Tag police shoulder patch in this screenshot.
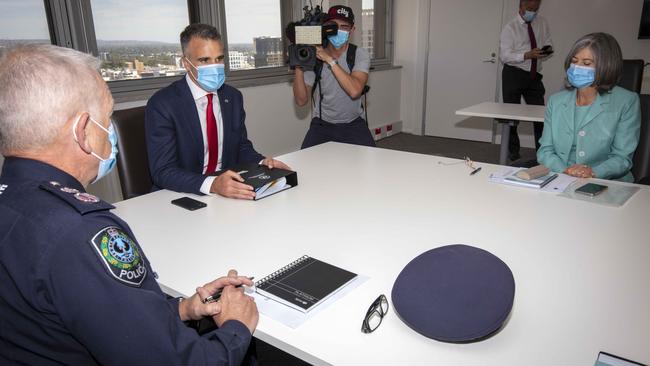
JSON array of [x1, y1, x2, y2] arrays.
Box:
[[90, 226, 147, 287]]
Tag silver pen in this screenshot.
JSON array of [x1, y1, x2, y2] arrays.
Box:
[[203, 276, 254, 304]]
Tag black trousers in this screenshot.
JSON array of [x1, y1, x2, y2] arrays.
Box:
[[301, 117, 376, 149], [502, 64, 546, 156]]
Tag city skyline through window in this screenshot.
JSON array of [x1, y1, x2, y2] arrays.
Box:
[[92, 0, 190, 82], [0, 0, 50, 48], [1, 0, 385, 83], [224, 0, 283, 71]]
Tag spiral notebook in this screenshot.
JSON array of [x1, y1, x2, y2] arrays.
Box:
[[255, 256, 357, 313]]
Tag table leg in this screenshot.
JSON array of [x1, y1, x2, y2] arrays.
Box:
[[499, 120, 511, 165]]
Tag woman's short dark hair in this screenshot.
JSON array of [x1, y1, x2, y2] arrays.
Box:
[[564, 32, 623, 94], [180, 24, 222, 55]]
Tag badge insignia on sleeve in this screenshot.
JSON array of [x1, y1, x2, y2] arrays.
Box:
[[60, 186, 79, 194], [90, 227, 147, 287], [75, 192, 100, 203]]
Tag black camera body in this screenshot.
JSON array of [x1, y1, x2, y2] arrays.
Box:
[[286, 5, 338, 70]]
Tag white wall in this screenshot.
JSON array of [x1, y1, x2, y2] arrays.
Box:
[[502, 0, 650, 146], [239, 68, 402, 158], [393, 0, 650, 145], [394, 0, 430, 135], [504, 0, 649, 98]]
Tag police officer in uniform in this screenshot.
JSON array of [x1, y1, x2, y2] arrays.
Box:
[[0, 44, 258, 365]]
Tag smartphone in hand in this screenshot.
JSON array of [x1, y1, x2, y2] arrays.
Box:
[[540, 45, 554, 55]]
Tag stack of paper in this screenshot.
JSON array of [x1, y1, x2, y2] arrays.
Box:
[[489, 168, 578, 193]]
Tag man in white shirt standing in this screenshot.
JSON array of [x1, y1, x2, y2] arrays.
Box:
[[500, 0, 552, 162]]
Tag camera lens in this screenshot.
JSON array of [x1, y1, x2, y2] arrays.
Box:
[[298, 47, 310, 60]]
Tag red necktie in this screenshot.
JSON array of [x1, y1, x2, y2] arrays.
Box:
[[527, 22, 538, 79], [205, 94, 219, 174]]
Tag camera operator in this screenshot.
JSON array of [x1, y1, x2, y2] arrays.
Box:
[[292, 5, 375, 149]]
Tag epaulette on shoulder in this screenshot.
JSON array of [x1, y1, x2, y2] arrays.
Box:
[[39, 181, 114, 215]]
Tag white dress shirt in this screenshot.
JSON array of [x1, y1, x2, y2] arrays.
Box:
[[185, 75, 224, 195], [499, 14, 553, 73]]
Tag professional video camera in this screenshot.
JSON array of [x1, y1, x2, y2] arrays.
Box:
[[285, 2, 338, 70]]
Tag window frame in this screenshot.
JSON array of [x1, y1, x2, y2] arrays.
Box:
[[34, 0, 393, 102]]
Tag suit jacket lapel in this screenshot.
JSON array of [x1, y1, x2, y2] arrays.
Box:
[[176, 80, 205, 166], [578, 92, 607, 130], [560, 91, 576, 134], [554, 91, 575, 159], [217, 87, 232, 167]]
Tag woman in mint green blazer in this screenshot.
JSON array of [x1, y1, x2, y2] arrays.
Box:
[[537, 33, 641, 182]]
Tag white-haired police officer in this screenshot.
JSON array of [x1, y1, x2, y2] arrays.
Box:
[[0, 44, 258, 365]]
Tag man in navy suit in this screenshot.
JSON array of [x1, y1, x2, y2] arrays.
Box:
[[146, 24, 289, 200]]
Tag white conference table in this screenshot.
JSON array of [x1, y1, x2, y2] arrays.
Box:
[[112, 142, 650, 366], [456, 102, 546, 165]]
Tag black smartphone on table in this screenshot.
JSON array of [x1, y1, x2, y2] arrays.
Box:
[[171, 197, 207, 211], [575, 183, 608, 197]]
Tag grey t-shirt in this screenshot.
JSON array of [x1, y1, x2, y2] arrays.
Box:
[[304, 45, 370, 124]]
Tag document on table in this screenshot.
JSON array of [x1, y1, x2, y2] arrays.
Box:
[[256, 177, 290, 200], [559, 180, 640, 207], [489, 167, 578, 193], [252, 275, 368, 329]]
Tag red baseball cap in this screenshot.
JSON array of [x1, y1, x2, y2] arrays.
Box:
[[325, 5, 355, 25]]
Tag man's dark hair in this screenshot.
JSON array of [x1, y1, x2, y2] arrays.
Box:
[[564, 32, 624, 94], [180, 23, 222, 55]]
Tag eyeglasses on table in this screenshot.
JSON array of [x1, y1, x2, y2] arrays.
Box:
[[361, 294, 389, 334]]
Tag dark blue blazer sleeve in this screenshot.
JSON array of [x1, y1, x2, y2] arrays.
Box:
[[145, 84, 206, 195]]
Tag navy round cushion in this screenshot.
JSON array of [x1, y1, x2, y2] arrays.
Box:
[[391, 244, 515, 342]]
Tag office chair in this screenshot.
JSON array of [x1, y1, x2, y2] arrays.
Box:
[[618, 59, 645, 93], [112, 106, 153, 199], [633, 94, 650, 185]]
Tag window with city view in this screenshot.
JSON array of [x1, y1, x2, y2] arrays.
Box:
[[360, 0, 375, 59], [224, 0, 283, 71], [0, 0, 50, 49], [91, 0, 189, 82], [1, 0, 390, 100]]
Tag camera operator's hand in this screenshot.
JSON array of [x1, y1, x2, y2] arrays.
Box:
[[292, 62, 310, 107], [315, 46, 335, 64]]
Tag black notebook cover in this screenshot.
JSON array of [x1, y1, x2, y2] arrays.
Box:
[[212, 163, 298, 200], [255, 256, 357, 313]]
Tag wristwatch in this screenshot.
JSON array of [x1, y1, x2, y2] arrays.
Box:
[[327, 59, 338, 69]]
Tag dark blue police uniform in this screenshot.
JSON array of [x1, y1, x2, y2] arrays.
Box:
[[0, 157, 251, 365]]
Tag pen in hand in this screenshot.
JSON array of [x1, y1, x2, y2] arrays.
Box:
[[202, 276, 255, 304]]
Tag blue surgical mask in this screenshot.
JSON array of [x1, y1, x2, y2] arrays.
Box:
[[567, 64, 596, 89], [328, 30, 350, 49], [73, 116, 118, 183], [523, 10, 537, 22], [186, 59, 225, 92]]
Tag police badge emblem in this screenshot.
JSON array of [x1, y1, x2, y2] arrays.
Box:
[[90, 226, 147, 286], [75, 192, 100, 203], [60, 186, 79, 194]]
